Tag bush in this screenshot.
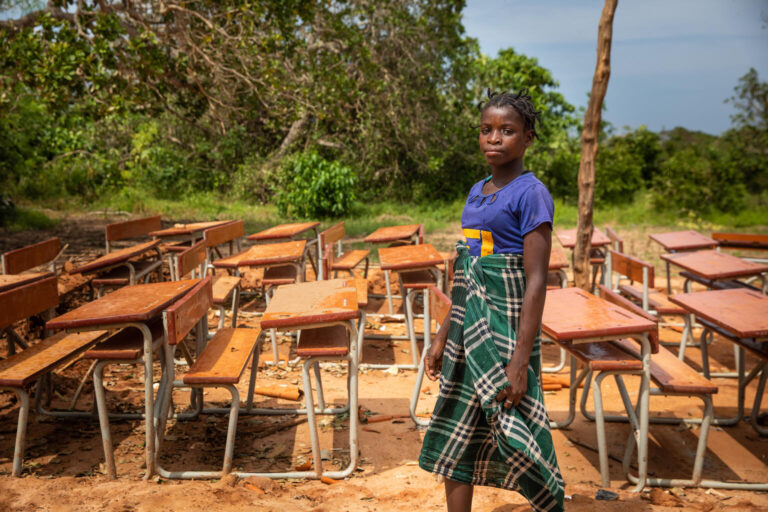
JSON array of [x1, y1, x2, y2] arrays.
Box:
[[594, 141, 644, 204], [275, 150, 357, 218], [652, 146, 745, 214]]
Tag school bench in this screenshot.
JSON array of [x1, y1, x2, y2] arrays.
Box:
[[0, 276, 107, 476], [90, 216, 164, 296], [319, 221, 370, 278], [1, 237, 90, 297], [154, 277, 262, 479]]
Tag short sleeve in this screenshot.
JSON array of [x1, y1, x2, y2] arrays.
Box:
[[517, 184, 554, 236]]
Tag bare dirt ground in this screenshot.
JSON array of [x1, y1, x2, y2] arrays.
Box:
[[0, 214, 767, 511]]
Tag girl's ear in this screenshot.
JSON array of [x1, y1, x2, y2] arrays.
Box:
[[524, 129, 534, 147]]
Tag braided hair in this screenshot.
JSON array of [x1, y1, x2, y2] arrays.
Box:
[[478, 88, 541, 140]]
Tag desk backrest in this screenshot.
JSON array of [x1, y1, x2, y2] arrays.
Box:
[[608, 249, 654, 288], [0, 276, 59, 329], [163, 277, 212, 345], [176, 241, 207, 279], [418, 224, 425, 245], [204, 220, 244, 249], [596, 284, 658, 352], [1, 238, 60, 274], [105, 216, 161, 250], [604, 227, 623, 253], [320, 222, 345, 248], [429, 285, 451, 326]]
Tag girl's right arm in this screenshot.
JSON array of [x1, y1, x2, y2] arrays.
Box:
[[425, 317, 450, 380]]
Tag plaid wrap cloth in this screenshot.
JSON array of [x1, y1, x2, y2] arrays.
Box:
[[419, 243, 564, 512]]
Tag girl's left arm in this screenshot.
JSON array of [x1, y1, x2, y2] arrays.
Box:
[[500, 222, 551, 407]]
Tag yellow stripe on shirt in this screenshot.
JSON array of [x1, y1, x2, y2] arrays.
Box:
[[463, 228, 494, 257]]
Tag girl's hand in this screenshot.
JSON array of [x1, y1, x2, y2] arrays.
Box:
[[425, 321, 449, 381], [495, 360, 528, 409]]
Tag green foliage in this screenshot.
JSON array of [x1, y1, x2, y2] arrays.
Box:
[[275, 150, 357, 219], [722, 68, 768, 192], [652, 145, 746, 214], [2, 206, 59, 232], [595, 140, 644, 205]]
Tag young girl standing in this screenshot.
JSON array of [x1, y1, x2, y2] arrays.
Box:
[[419, 90, 564, 512]]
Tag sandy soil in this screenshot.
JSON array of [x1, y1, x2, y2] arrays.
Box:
[[0, 215, 767, 511]]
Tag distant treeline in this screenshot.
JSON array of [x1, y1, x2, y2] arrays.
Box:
[[0, 1, 765, 217]]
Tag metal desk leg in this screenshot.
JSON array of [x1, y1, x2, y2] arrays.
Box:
[[384, 270, 394, 314], [139, 322, 156, 479]]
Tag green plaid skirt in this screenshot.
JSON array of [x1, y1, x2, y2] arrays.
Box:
[[419, 244, 564, 512]]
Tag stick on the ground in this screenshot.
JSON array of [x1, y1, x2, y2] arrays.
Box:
[[565, 435, 637, 470], [253, 417, 308, 439]]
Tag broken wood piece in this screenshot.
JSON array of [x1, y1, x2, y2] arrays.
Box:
[[321, 476, 342, 485], [252, 384, 303, 401], [244, 483, 265, 494], [364, 415, 393, 424], [294, 460, 312, 471]]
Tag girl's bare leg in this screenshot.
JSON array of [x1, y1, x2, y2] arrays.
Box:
[[445, 479, 474, 512]]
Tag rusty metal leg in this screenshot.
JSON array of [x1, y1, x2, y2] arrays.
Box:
[[2, 387, 30, 477], [301, 358, 322, 478], [93, 360, 117, 479]]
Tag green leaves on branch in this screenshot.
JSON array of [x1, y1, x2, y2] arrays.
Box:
[[275, 150, 357, 219]]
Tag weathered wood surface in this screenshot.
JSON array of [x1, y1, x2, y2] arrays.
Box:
[[378, 243, 443, 271], [649, 230, 718, 252], [212, 240, 306, 269], [261, 280, 358, 329], [1, 237, 60, 274], [363, 224, 421, 244], [542, 287, 656, 344], [46, 279, 199, 330], [661, 250, 768, 280], [247, 222, 319, 241], [669, 289, 768, 340], [70, 239, 160, 275]]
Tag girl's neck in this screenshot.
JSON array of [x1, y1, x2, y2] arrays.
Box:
[[488, 161, 525, 189]]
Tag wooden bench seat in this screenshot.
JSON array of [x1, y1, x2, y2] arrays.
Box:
[[614, 339, 717, 395], [83, 320, 164, 361], [399, 269, 437, 289], [296, 325, 350, 358], [618, 283, 686, 315], [183, 327, 260, 385], [558, 340, 643, 372], [262, 265, 298, 286], [332, 249, 370, 271], [212, 275, 241, 305], [0, 330, 107, 387]]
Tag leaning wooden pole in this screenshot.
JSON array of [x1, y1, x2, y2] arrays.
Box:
[[573, 0, 618, 291]]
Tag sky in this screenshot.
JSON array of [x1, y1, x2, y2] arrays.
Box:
[[462, 0, 768, 135]]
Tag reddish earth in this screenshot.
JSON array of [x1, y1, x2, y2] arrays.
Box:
[[0, 215, 766, 511]]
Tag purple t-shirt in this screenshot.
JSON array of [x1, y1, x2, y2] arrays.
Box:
[[461, 172, 554, 257]]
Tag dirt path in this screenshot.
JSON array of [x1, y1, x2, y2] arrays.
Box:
[[1, 214, 767, 511]]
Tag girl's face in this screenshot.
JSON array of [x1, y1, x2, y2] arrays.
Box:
[[478, 106, 534, 168]]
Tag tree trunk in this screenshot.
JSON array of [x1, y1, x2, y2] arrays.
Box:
[[573, 0, 618, 291]]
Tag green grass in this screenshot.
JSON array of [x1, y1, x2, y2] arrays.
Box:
[[17, 188, 767, 240], [1, 207, 60, 232]]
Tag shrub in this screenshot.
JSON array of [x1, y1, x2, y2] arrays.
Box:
[[275, 150, 357, 218], [652, 145, 745, 214], [594, 141, 644, 204]]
